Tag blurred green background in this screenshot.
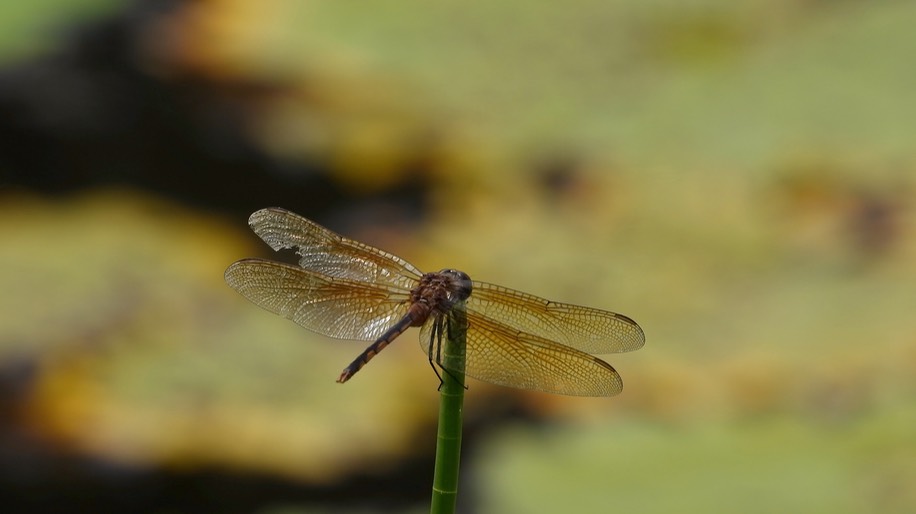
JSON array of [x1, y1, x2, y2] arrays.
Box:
[[1, 1, 914, 513]]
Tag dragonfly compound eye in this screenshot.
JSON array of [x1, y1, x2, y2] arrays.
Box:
[[440, 269, 472, 302]]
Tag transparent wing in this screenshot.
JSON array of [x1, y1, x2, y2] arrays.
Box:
[[225, 259, 411, 341], [248, 207, 424, 288], [467, 281, 645, 355], [421, 314, 623, 397]]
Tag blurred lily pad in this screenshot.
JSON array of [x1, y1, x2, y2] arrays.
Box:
[[0, 190, 445, 482]]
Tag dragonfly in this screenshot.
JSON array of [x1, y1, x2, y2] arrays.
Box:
[[224, 208, 644, 396]]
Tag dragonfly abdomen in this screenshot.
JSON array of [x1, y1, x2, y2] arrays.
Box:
[[336, 302, 431, 383]]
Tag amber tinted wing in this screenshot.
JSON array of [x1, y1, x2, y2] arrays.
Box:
[[421, 314, 623, 396], [467, 282, 644, 355], [225, 259, 411, 341], [248, 207, 423, 288]]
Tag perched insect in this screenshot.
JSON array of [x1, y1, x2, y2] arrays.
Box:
[[225, 208, 644, 396]]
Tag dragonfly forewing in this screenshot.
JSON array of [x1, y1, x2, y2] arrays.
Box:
[[248, 208, 424, 288], [467, 281, 645, 355]]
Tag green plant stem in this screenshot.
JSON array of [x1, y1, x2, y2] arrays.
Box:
[[429, 301, 468, 514]]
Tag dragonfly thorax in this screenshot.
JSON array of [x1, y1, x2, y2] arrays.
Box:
[[408, 269, 473, 324]]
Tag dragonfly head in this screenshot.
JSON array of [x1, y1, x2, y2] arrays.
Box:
[[439, 268, 473, 303]]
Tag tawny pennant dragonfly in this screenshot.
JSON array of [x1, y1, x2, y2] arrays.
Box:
[[224, 208, 644, 396]]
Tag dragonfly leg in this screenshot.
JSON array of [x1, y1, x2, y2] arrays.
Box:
[[427, 317, 445, 389], [427, 316, 467, 392]]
